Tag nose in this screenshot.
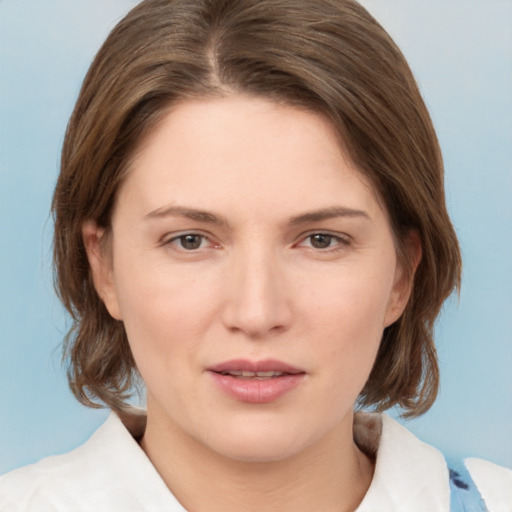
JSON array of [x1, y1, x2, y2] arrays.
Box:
[[221, 247, 293, 339]]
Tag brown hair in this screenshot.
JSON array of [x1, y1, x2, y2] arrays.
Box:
[[53, 0, 461, 415]]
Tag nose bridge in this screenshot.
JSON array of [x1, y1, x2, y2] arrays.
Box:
[[222, 240, 291, 337]]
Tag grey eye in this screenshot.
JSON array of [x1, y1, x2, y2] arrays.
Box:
[[179, 234, 204, 250], [309, 234, 333, 249]]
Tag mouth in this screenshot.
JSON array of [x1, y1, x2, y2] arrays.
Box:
[[207, 359, 305, 378], [207, 359, 306, 403], [216, 370, 291, 380]]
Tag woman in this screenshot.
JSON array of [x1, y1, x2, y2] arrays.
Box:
[[0, 0, 510, 510]]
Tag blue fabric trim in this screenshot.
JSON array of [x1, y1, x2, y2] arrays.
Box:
[[449, 460, 488, 512]]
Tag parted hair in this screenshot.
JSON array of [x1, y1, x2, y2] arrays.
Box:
[[53, 0, 461, 415]]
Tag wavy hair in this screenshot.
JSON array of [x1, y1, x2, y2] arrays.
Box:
[[53, 0, 461, 415]]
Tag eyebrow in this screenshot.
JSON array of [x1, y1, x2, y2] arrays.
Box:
[[145, 205, 229, 226], [145, 204, 370, 227], [289, 206, 370, 225]]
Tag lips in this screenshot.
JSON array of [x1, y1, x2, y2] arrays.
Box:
[[218, 370, 287, 379], [208, 359, 304, 375], [207, 359, 306, 403]]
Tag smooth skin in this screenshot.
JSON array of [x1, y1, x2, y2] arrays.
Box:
[[83, 96, 420, 511]]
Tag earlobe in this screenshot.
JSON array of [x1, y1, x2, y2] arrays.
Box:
[[384, 230, 422, 327], [82, 220, 123, 320]]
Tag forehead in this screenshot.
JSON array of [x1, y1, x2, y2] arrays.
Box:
[[132, 95, 347, 169], [118, 95, 383, 222]]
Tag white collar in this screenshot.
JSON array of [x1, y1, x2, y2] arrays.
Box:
[[1, 410, 452, 511], [112, 409, 451, 511], [354, 413, 450, 511]]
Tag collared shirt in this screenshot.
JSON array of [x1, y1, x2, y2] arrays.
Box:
[[0, 411, 510, 511]]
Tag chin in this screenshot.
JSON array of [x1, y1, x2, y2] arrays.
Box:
[[200, 419, 317, 463], [213, 437, 306, 463]]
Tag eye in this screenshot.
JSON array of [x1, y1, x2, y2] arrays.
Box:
[[167, 233, 209, 251], [296, 232, 350, 251], [309, 233, 336, 249]]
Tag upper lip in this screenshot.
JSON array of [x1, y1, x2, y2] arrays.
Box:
[[207, 359, 305, 375]]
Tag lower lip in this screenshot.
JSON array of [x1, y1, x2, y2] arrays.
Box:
[[208, 372, 305, 403]]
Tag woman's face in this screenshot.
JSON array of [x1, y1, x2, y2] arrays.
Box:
[[86, 96, 414, 462]]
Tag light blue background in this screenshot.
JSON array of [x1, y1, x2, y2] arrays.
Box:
[[1, 1, 511, 474]]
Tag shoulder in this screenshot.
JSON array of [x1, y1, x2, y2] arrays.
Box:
[[0, 414, 125, 511], [0, 410, 178, 512], [465, 457, 512, 511], [355, 413, 512, 512], [0, 449, 88, 512]]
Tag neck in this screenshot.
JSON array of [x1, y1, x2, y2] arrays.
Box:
[[140, 405, 374, 512]]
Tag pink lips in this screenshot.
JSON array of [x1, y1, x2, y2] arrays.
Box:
[[207, 359, 306, 403]]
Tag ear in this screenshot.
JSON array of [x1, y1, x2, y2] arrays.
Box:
[[384, 230, 422, 327], [82, 220, 123, 321]]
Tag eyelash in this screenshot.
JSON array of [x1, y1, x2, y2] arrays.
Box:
[[163, 231, 350, 253], [296, 232, 351, 253], [164, 233, 217, 251]]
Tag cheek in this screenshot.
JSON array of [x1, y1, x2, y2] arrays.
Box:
[[112, 257, 222, 368], [307, 260, 394, 332], [305, 265, 395, 376]]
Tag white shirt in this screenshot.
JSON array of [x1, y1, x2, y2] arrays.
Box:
[[0, 411, 510, 511]]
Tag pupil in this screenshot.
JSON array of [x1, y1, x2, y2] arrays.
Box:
[[181, 235, 202, 250], [311, 234, 331, 249]]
